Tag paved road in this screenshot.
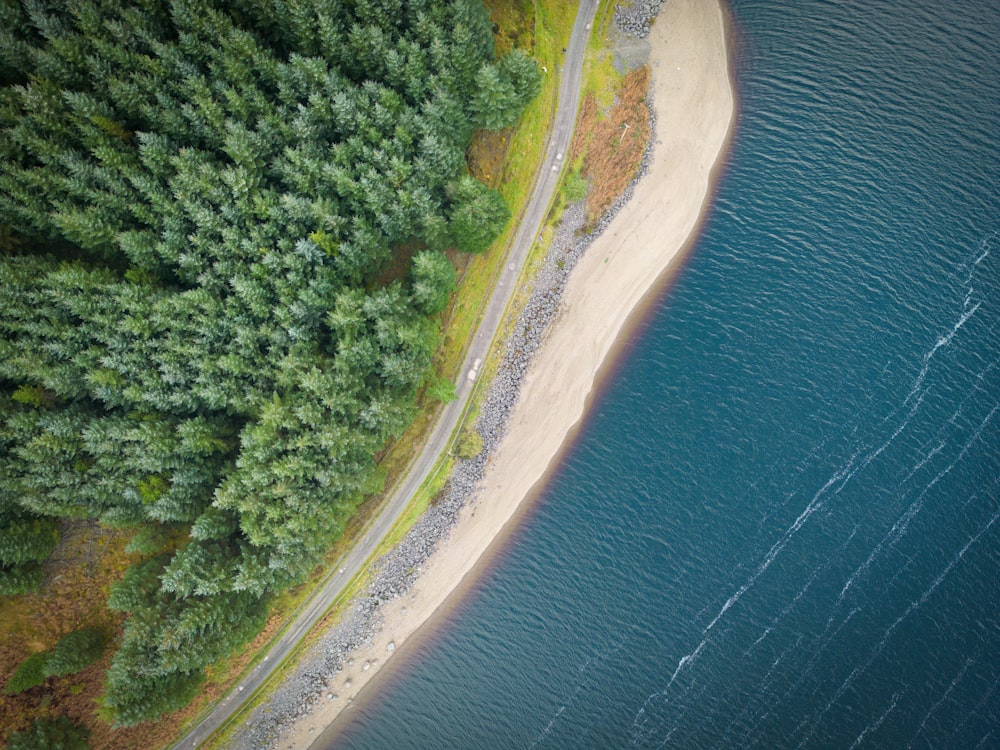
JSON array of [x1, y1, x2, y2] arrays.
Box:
[[174, 3, 599, 747]]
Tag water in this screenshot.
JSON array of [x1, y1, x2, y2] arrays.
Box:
[[324, 0, 1000, 747]]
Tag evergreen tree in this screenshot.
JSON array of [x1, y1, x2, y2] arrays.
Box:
[[448, 175, 511, 254], [0, 562, 45, 597], [5, 716, 90, 750], [472, 50, 542, 130], [3, 651, 50, 695], [101, 641, 204, 727], [410, 250, 456, 315], [43, 627, 107, 678], [0, 515, 59, 568]]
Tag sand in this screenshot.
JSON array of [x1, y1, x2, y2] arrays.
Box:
[[289, 0, 735, 745]]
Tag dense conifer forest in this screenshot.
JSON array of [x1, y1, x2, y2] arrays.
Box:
[[0, 0, 539, 727]]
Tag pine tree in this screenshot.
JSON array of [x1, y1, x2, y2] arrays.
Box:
[[410, 250, 457, 314], [472, 50, 542, 130], [6, 716, 90, 750], [448, 175, 511, 254], [3, 651, 50, 695], [0, 562, 45, 597], [102, 637, 205, 727], [43, 627, 107, 678]]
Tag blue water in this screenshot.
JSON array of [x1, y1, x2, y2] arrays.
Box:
[[323, 0, 1000, 747]]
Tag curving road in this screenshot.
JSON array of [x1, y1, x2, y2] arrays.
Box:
[[174, 2, 599, 747]]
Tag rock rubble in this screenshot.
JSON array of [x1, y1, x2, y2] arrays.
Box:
[[614, 0, 667, 38], [232, 8, 659, 748]]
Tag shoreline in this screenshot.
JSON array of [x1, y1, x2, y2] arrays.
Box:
[[234, 1, 735, 746]]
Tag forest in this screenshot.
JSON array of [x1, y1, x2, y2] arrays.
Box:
[[0, 0, 539, 733]]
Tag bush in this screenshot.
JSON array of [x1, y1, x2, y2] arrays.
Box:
[[563, 172, 589, 203], [4, 651, 50, 694], [0, 562, 45, 596], [426, 376, 458, 404], [44, 628, 107, 678], [6, 716, 90, 750], [456, 430, 484, 459]]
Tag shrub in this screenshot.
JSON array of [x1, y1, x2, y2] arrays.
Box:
[[6, 716, 90, 750], [427, 376, 458, 404], [44, 628, 107, 678], [456, 430, 484, 459], [0, 562, 45, 596], [3, 652, 50, 695], [563, 172, 589, 203]]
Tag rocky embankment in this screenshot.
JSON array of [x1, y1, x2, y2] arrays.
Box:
[[233, 4, 664, 746], [614, 0, 666, 37]]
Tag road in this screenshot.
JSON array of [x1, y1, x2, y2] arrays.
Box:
[[174, 2, 599, 746]]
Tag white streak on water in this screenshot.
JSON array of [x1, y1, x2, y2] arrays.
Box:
[[627, 253, 996, 749], [781, 606, 862, 705], [856, 388, 926, 473], [837, 468, 942, 604], [629, 640, 709, 746], [529, 642, 624, 748], [711, 634, 808, 750], [949, 672, 1000, 742], [837, 402, 998, 605], [748, 526, 859, 653], [753, 358, 894, 534], [905, 657, 974, 749], [848, 691, 903, 749], [795, 507, 1000, 749], [900, 440, 945, 485], [920, 302, 981, 378], [529, 703, 570, 749], [703, 450, 862, 635], [763, 634, 805, 688], [965, 231, 994, 282]]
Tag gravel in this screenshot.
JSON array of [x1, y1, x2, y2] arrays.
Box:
[[231, 6, 661, 747]]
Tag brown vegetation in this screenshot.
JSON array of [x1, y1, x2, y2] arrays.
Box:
[[570, 66, 652, 227], [0, 523, 131, 744]]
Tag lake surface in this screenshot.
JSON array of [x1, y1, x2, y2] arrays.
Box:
[[325, 0, 999, 747]]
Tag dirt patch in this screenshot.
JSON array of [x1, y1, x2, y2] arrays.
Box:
[[467, 127, 515, 190], [570, 66, 652, 228], [483, 0, 535, 56]]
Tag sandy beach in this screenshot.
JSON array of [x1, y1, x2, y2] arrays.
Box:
[[284, 0, 735, 745]]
